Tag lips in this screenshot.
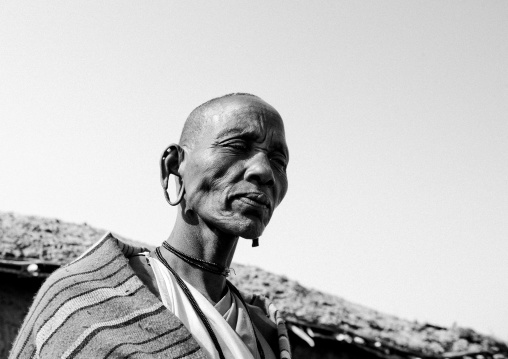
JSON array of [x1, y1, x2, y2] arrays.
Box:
[[234, 192, 271, 210]]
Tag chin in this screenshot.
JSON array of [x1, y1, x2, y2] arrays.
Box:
[[239, 229, 263, 240], [213, 211, 270, 239], [237, 219, 267, 239], [221, 218, 266, 239]]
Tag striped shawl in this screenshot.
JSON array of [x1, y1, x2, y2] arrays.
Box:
[[9, 233, 292, 359]]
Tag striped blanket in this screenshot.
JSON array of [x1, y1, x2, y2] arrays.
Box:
[[9, 233, 291, 359]]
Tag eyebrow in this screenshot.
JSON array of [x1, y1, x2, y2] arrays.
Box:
[[216, 126, 289, 158], [216, 127, 259, 140]]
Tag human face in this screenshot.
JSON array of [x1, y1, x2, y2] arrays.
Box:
[[181, 96, 289, 239]]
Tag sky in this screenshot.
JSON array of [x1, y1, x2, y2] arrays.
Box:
[[1, 0, 507, 341]]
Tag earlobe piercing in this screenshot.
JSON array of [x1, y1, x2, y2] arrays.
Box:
[[161, 146, 184, 206], [164, 176, 185, 206]]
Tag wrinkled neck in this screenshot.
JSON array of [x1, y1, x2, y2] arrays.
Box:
[[157, 211, 239, 304]]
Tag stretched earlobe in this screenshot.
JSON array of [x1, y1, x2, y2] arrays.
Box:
[[163, 178, 185, 206], [160, 144, 185, 206]]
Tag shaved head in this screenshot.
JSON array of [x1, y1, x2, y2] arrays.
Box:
[[179, 93, 268, 149], [172, 92, 288, 239]]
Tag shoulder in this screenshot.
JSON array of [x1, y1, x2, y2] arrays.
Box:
[[241, 292, 292, 358], [34, 232, 156, 319], [34, 233, 143, 301], [9, 233, 183, 359], [241, 292, 282, 326]]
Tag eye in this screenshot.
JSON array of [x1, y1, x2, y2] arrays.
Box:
[[225, 140, 250, 152], [270, 156, 287, 170]]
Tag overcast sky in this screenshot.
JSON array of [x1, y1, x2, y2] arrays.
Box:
[[1, 1, 507, 340]]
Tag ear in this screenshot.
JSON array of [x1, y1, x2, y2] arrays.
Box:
[[160, 144, 184, 191]]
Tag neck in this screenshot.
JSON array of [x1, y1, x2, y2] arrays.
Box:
[[157, 212, 239, 304]]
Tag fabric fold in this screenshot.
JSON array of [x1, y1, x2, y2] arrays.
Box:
[[149, 256, 276, 359]]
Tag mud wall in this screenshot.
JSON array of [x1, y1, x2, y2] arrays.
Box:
[[0, 274, 41, 359], [289, 331, 383, 359]]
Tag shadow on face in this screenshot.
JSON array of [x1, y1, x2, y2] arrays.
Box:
[[180, 95, 289, 239]]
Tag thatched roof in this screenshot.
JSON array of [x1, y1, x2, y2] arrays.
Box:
[[1, 211, 506, 359], [0, 212, 144, 267]]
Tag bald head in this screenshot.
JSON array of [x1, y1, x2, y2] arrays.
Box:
[[179, 93, 278, 149], [168, 92, 288, 239]]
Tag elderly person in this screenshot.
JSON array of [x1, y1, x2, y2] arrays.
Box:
[[10, 93, 291, 359]]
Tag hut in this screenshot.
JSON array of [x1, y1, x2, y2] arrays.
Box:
[[1, 211, 506, 359]]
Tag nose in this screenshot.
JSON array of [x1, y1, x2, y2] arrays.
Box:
[[244, 152, 275, 187]]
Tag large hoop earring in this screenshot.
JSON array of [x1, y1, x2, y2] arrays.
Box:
[[164, 175, 185, 206]]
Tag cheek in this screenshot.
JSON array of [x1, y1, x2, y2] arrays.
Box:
[[274, 174, 289, 207], [184, 156, 239, 209]]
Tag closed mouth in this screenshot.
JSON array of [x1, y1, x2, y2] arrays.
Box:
[[235, 192, 271, 210]]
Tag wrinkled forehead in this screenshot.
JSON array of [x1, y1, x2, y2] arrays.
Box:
[[210, 98, 288, 152], [218, 104, 285, 134]]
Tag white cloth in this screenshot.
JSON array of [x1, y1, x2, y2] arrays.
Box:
[[149, 256, 275, 359]]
